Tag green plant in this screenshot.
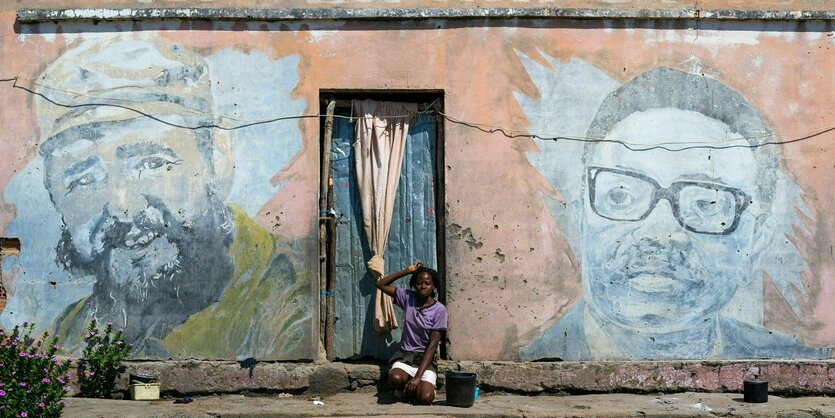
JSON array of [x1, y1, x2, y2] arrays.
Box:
[[0, 322, 72, 418], [78, 320, 132, 399]]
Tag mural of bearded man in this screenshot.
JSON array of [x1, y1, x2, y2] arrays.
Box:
[[32, 37, 311, 359]]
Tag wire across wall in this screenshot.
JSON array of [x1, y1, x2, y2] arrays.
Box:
[[2, 76, 834, 152]]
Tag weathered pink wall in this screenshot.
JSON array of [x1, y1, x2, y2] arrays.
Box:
[[0, 9, 832, 361]]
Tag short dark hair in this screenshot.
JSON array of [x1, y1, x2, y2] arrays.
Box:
[[409, 266, 441, 291]]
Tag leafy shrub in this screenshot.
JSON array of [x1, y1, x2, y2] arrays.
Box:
[[78, 319, 132, 399], [0, 322, 72, 418]]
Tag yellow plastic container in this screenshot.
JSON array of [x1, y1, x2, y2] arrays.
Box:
[[129, 383, 161, 400]]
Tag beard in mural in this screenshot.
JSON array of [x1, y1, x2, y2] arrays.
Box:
[[31, 37, 309, 359], [45, 120, 234, 354], [520, 67, 831, 361]]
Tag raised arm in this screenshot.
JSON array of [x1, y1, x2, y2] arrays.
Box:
[[375, 263, 421, 297]]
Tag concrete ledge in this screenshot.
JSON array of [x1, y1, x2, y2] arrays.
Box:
[[70, 360, 835, 397], [450, 360, 835, 395], [16, 7, 835, 23]]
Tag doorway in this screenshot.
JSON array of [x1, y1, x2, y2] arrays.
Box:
[[320, 93, 444, 360]]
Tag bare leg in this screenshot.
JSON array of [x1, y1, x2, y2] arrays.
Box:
[[388, 368, 410, 391], [415, 381, 435, 405]]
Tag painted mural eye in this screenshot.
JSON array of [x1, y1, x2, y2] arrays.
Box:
[[695, 199, 721, 216], [134, 157, 181, 173], [680, 186, 736, 220], [67, 173, 94, 192], [137, 157, 167, 171], [590, 170, 656, 221], [605, 187, 634, 208], [65, 169, 108, 193]]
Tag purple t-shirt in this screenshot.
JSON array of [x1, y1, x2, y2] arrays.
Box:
[[394, 287, 448, 353]]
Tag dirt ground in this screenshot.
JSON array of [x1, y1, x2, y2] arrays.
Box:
[[61, 391, 835, 417]]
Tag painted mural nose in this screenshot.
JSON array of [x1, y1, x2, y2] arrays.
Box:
[[109, 187, 148, 221], [633, 200, 685, 237]]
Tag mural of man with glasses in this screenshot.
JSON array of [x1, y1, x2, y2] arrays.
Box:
[[520, 67, 831, 360]]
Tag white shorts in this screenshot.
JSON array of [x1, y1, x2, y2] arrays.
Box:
[[391, 361, 437, 386]]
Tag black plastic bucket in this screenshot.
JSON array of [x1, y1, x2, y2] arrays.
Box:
[[445, 371, 477, 407], [743, 379, 768, 403]]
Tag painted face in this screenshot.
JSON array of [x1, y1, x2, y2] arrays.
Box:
[[413, 272, 435, 299], [43, 118, 221, 294], [581, 108, 766, 334]]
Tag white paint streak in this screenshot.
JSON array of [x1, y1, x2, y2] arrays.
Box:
[[654, 30, 760, 49], [308, 30, 338, 44]]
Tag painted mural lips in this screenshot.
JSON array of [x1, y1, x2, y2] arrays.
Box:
[[98, 218, 167, 254], [626, 273, 678, 293], [122, 229, 160, 251], [624, 264, 698, 294]]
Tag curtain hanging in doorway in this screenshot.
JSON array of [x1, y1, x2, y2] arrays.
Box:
[[352, 99, 417, 334]]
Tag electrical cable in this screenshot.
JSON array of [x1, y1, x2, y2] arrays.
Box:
[[437, 112, 835, 152], [2, 76, 834, 151]]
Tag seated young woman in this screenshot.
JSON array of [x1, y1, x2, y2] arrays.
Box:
[[375, 262, 448, 405]]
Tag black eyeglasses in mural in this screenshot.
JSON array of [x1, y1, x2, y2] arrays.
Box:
[[587, 166, 751, 235]]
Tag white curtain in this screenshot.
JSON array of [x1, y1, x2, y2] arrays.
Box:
[[353, 99, 417, 334]]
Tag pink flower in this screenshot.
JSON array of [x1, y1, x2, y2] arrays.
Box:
[[53, 344, 59, 349], [41, 378, 50, 383], [37, 403, 44, 408], [20, 413, 27, 417], [19, 382, 26, 387], [57, 378, 65, 384], [0, 390, 5, 396]]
